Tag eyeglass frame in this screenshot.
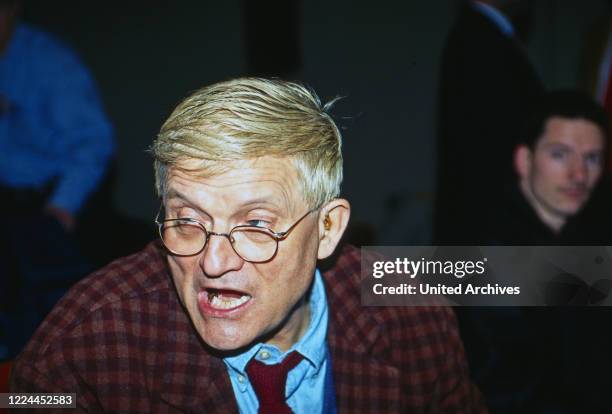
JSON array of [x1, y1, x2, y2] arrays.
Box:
[[155, 206, 319, 263]]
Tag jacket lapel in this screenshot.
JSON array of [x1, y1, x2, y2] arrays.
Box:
[[324, 246, 403, 414], [158, 290, 239, 414]]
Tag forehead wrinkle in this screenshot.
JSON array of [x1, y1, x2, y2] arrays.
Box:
[[199, 175, 297, 214], [166, 164, 301, 217]]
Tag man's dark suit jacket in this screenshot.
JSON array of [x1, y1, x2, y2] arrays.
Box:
[[11, 242, 486, 413], [460, 183, 612, 413], [435, 2, 545, 242]]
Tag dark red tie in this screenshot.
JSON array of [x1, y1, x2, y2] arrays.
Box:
[[246, 351, 303, 414]]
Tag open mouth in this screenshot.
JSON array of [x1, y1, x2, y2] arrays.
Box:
[[205, 288, 251, 310]]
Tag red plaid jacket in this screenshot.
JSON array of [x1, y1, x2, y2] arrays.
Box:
[[11, 242, 486, 413]]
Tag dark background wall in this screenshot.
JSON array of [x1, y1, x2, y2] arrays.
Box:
[[22, 0, 610, 247]]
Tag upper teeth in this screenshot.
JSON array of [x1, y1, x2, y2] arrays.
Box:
[[209, 293, 250, 309]]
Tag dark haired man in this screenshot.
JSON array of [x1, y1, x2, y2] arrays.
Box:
[[485, 90, 608, 243], [462, 91, 612, 412]]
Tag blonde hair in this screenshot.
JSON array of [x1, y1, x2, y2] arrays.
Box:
[[152, 77, 343, 209]]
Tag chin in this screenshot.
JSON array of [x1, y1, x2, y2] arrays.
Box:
[[197, 320, 257, 351], [561, 201, 583, 215], [553, 205, 580, 219], [204, 336, 248, 351]]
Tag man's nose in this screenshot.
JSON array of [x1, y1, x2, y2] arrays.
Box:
[[569, 158, 589, 184], [200, 233, 244, 278]]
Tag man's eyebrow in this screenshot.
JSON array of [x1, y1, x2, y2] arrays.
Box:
[[240, 198, 284, 209], [165, 189, 193, 204], [541, 141, 604, 153], [541, 141, 572, 150]]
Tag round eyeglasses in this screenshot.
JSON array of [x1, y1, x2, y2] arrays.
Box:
[[155, 208, 317, 263]]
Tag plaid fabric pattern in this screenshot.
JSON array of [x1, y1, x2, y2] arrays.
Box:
[[326, 247, 486, 413], [11, 242, 486, 413]]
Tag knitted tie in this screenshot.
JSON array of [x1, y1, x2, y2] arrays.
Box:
[[246, 351, 303, 414]]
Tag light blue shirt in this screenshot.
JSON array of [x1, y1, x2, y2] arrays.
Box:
[[0, 23, 114, 213], [471, 1, 515, 38], [224, 269, 329, 414]]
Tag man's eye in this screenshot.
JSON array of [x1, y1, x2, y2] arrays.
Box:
[[176, 222, 203, 235], [174, 216, 211, 230], [550, 150, 568, 160], [246, 219, 271, 228], [178, 217, 200, 224], [169, 215, 198, 224], [585, 153, 603, 166]]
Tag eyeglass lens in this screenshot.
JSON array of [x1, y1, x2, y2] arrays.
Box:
[[159, 221, 278, 262]]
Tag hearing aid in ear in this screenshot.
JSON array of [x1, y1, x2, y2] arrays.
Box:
[[324, 215, 332, 230]]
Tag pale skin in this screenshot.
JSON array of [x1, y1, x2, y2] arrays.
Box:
[[515, 116, 605, 233], [163, 156, 350, 352]]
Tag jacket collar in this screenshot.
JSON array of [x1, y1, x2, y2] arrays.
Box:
[[324, 245, 403, 413]]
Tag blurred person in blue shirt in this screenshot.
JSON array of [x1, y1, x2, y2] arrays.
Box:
[[0, 0, 114, 228], [0, 0, 114, 359]]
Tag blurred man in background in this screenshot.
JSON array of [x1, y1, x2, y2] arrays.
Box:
[[463, 91, 611, 413], [487, 90, 608, 243]]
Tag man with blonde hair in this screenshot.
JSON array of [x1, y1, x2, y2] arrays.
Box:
[[12, 78, 485, 413]]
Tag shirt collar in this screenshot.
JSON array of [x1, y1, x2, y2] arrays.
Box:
[[471, 1, 515, 37], [223, 268, 329, 375]]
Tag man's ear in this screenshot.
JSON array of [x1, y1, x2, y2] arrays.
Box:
[[514, 144, 532, 180], [316, 198, 350, 260]]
